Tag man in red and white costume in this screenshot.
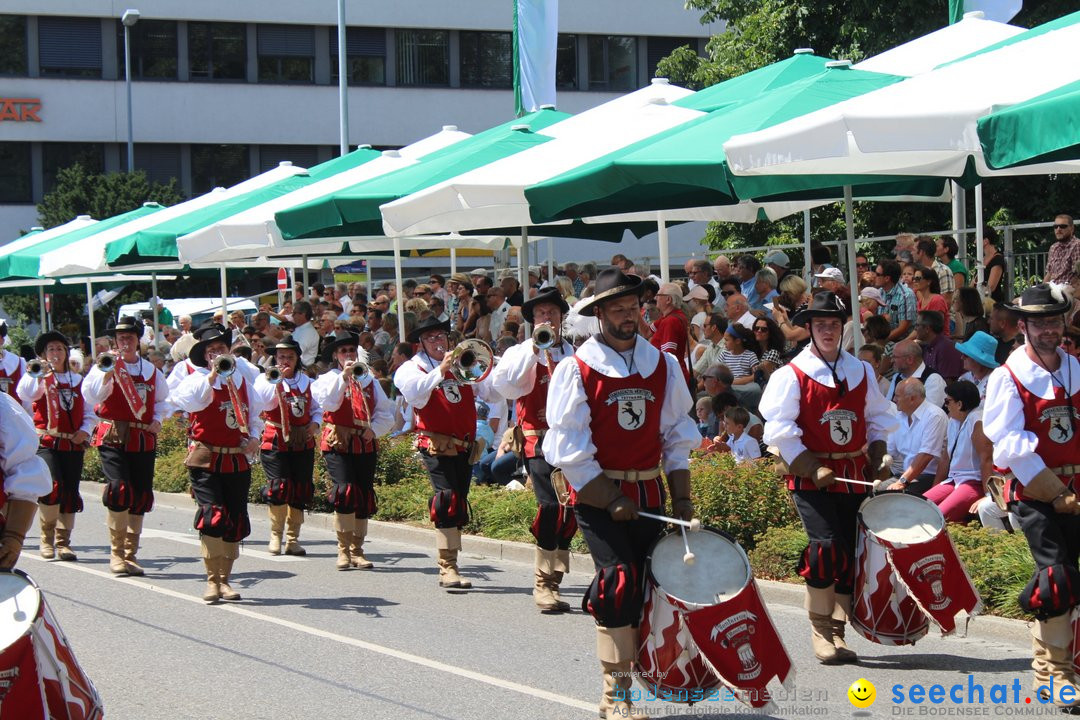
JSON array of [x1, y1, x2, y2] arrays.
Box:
[[0, 320, 27, 402], [760, 292, 894, 666], [172, 325, 269, 604], [984, 283, 1080, 708], [18, 331, 95, 561], [491, 287, 577, 613], [251, 336, 321, 557], [395, 316, 498, 591], [543, 268, 698, 719], [0, 392, 52, 570], [82, 315, 170, 576], [312, 332, 393, 570]]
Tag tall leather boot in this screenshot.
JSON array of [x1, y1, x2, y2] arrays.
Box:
[[831, 593, 858, 663], [124, 513, 146, 576], [1032, 614, 1080, 708], [597, 626, 645, 719], [266, 504, 287, 555], [106, 509, 129, 574], [553, 548, 572, 611], [806, 585, 841, 665], [533, 547, 570, 612], [55, 512, 78, 561], [284, 506, 306, 556], [335, 513, 354, 570], [38, 503, 59, 560], [201, 535, 221, 604], [217, 541, 241, 602], [435, 527, 471, 589], [350, 518, 374, 569]]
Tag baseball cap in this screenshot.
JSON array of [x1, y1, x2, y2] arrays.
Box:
[[763, 249, 790, 268], [469, 268, 489, 278], [814, 267, 845, 283], [683, 285, 710, 302], [859, 287, 886, 306]]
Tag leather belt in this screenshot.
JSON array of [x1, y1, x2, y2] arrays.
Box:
[[603, 467, 662, 483], [37, 429, 79, 441], [325, 421, 370, 433], [522, 429, 546, 438], [1051, 465, 1080, 476], [814, 451, 864, 460], [418, 431, 469, 449], [201, 443, 245, 455]]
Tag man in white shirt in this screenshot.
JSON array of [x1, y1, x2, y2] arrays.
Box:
[[290, 301, 319, 367], [887, 340, 946, 407], [886, 378, 947, 496], [486, 286, 511, 341], [725, 293, 756, 330]]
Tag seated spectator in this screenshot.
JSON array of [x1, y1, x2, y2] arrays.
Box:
[[955, 330, 1000, 402], [750, 268, 779, 313], [772, 275, 810, 345], [954, 287, 989, 340], [475, 427, 520, 487], [701, 364, 734, 399], [725, 292, 756, 330], [695, 396, 718, 439], [910, 264, 951, 336], [719, 325, 762, 410], [858, 343, 892, 397], [887, 340, 946, 407], [923, 381, 990, 523], [887, 378, 948, 497], [916, 309, 964, 381], [751, 317, 786, 383], [863, 314, 895, 375], [692, 313, 727, 377], [723, 406, 761, 464], [711, 392, 765, 442]]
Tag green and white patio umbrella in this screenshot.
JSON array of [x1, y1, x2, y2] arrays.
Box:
[[978, 79, 1080, 168]]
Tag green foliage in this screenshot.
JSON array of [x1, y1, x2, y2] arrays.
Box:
[[690, 454, 799, 549], [153, 447, 193, 494], [748, 524, 808, 581], [37, 164, 185, 231]]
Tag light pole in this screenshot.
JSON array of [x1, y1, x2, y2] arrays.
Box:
[[337, 0, 349, 156], [121, 9, 140, 173]]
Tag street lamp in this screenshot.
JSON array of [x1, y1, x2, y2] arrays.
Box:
[[121, 8, 140, 173]]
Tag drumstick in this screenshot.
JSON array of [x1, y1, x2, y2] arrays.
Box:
[[638, 511, 701, 532], [836, 476, 887, 491], [679, 525, 696, 565]]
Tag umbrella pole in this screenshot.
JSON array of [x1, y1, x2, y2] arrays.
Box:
[[974, 183, 985, 286], [220, 265, 227, 319], [302, 255, 310, 300], [658, 216, 670, 283], [393, 237, 405, 340], [843, 186, 861, 353], [86, 280, 97, 360], [38, 286, 46, 332], [450, 248, 457, 277], [547, 237, 555, 289], [520, 228, 530, 334], [151, 271, 159, 349], [803, 209, 812, 285]]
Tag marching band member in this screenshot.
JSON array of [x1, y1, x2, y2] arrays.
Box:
[[759, 293, 894, 666], [172, 325, 269, 604], [543, 268, 698, 719], [252, 336, 321, 556], [17, 331, 95, 561], [490, 287, 578, 612], [0, 392, 52, 570], [394, 317, 497, 591], [983, 284, 1080, 708], [82, 316, 170, 576], [0, 320, 27, 402], [311, 332, 393, 570]]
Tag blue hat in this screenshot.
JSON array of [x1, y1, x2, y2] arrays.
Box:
[[955, 331, 1000, 370]]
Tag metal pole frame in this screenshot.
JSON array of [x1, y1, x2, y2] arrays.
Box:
[[124, 22, 135, 173], [337, 0, 349, 156]]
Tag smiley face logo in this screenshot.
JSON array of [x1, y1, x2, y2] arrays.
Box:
[[848, 678, 876, 708]]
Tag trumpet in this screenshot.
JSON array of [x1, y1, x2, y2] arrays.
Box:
[[28, 359, 54, 379], [96, 353, 117, 372], [449, 339, 493, 385], [265, 366, 283, 384], [349, 361, 369, 380], [213, 354, 236, 378], [532, 323, 556, 350]]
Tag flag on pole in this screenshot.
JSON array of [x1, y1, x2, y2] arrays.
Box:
[[513, 0, 559, 116], [949, 0, 1022, 24]]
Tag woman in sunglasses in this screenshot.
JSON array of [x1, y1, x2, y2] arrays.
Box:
[[910, 264, 951, 336], [923, 381, 990, 523], [752, 318, 786, 383]]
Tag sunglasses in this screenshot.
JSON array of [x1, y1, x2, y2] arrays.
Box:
[[856, 262, 869, 268], [753, 326, 769, 332], [721, 290, 736, 297], [1054, 224, 1071, 230], [912, 275, 926, 281]]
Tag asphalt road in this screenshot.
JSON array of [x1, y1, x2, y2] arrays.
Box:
[[8, 484, 1042, 720]]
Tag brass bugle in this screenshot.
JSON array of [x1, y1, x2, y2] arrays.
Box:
[[28, 359, 53, 378], [349, 361, 369, 379], [96, 352, 117, 372], [532, 323, 555, 350], [265, 366, 283, 384], [449, 339, 493, 385], [213, 354, 236, 378]]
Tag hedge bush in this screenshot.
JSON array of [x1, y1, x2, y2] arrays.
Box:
[[690, 454, 798, 549], [749, 522, 1037, 619]]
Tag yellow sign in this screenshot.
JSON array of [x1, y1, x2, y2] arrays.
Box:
[[0, 98, 41, 122]]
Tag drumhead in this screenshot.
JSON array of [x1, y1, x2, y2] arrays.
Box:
[[0, 570, 40, 650], [861, 493, 944, 544], [649, 528, 750, 607]]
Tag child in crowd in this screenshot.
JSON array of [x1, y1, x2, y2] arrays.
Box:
[[858, 343, 892, 398], [723, 406, 761, 463], [695, 396, 717, 439]]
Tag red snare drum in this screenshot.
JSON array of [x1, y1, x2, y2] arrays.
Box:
[[0, 570, 103, 720], [637, 528, 793, 709]]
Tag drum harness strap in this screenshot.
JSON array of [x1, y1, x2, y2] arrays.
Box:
[[602, 466, 662, 483], [814, 450, 863, 460]]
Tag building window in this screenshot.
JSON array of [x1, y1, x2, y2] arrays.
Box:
[[647, 36, 696, 79], [395, 30, 448, 87], [0, 16, 27, 77], [189, 22, 246, 81], [257, 25, 315, 83], [460, 31, 511, 89], [555, 33, 576, 90], [39, 17, 102, 78], [117, 19, 178, 80], [587, 35, 637, 92], [120, 144, 182, 187], [0, 142, 31, 202], [259, 145, 320, 172], [42, 142, 105, 195], [191, 144, 250, 194], [330, 27, 386, 86]]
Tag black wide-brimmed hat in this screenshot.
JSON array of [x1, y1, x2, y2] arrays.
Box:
[[575, 268, 644, 317], [106, 315, 142, 337], [34, 330, 69, 358], [193, 322, 227, 340], [1007, 282, 1073, 318], [406, 316, 451, 344], [521, 287, 569, 323], [320, 331, 361, 365], [189, 326, 233, 368], [791, 291, 849, 326]]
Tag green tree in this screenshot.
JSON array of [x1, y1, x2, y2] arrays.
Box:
[[36, 164, 185, 230]]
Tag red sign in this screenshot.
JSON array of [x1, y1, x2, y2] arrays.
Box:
[[277, 268, 288, 290], [0, 98, 41, 122]]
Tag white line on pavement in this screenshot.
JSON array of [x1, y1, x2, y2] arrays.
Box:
[[139, 528, 304, 562], [21, 554, 595, 715]]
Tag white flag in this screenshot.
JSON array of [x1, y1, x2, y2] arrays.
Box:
[[514, 0, 559, 116]]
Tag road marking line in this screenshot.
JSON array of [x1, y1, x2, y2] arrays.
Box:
[[21, 554, 595, 714], [139, 528, 303, 562]]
